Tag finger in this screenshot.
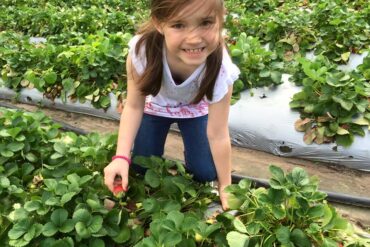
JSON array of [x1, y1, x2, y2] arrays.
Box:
[[120, 173, 129, 191], [104, 171, 115, 192]]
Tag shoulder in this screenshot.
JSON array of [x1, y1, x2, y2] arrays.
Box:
[[206, 47, 240, 104], [128, 34, 147, 75], [219, 47, 240, 83]]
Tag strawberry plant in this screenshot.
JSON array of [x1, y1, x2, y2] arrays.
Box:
[[229, 33, 284, 101], [289, 55, 370, 146], [218, 165, 370, 247]]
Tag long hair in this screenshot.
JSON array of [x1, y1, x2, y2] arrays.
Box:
[[135, 0, 225, 104]]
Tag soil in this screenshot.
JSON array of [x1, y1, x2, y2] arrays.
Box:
[[1, 99, 370, 229]]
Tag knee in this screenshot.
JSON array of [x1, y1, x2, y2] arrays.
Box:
[[191, 168, 217, 183]]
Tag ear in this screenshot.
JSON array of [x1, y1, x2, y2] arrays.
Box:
[[152, 17, 163, 34]]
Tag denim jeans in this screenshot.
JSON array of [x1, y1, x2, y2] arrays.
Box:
[[131, 113, 217, 182]]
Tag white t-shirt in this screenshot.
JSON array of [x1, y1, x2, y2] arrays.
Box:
[[128, 35, 240, 118]]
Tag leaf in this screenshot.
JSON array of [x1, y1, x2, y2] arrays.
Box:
[[6, 142, 24, 152], [270, 71, 282, 84], [42, 222, 58, 237], [51, 208, 68, 227], [1, 150, 14, 157], [144, 170, 160, 188], [295, 118, 312, 131], [341, 52, 350, 62], [61, 192, 77, 205], [233, 218, 247, 233], [8, 219, 31, 239], [227, 193, 244, 210], [269, 165, 285, 184], [59, 220, 75, 233], [43, 71, 57, 85], [276, 226, 291, 244], [226, 231, 249, 247], [308, 205, 325, 218], [272, 206, 286, 219], [24, 201, 41, 212], [75, 222, 90, 238], [73, 209, 91, 223], [88, 215, 103, 233], [291, 167, 309, 186], [0, 176, 10, 188], [332, 96, 353, 111], [231, 49, 243, 57], [290, 228, 311, 247], [336, 127, 349, 135]]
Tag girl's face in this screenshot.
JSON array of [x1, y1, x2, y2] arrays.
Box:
[[155, 0, 222, 74]]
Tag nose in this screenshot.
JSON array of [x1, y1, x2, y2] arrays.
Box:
[[185, 28, 203, 44]]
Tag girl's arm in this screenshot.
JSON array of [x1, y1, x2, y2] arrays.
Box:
[[104, 54, 145, 192], [207, 85, 233, 209]]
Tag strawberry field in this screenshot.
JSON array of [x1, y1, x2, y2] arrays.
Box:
[[1, 0, 370, 246]]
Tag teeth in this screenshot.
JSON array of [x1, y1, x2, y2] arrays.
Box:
[[185, 48, 203, 53]]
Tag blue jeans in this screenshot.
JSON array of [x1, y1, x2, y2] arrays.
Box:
[[131, 113, 217, 182]]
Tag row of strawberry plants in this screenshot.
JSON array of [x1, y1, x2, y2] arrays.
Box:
[[225, 0, 370, 62], [1, 108, 369, 246], [0, 31, 131, 109], [289, 54, 370, 147], [0, 0, 147, 10], [0, 4, 145, 38]]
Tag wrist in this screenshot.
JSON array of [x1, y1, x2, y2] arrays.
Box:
[[112, 155, 131, 165]]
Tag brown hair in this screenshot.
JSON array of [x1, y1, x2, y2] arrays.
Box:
[[135, 0, 225, 104]]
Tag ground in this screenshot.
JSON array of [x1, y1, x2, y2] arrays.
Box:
[[1, 99, 369, 232]]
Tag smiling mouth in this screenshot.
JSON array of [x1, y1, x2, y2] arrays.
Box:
[[183, 47, 205, 54]]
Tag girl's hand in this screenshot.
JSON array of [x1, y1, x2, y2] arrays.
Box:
[[218, 184, 229, 211], [104, 159, 129, 195]]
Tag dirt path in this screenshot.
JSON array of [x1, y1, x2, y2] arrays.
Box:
[[1, 99, 370, 227]]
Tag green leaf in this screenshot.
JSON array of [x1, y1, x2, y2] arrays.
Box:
[[290, 228, 311, 247], [25, 152, 37, 162], [269, 165, 285, 184], [231, 49, 243, 57], [145, 170, 161, 188], [73, 209, 91, 223], [51, 208, 68, 227], [1, 150, 14, 157], [24, 201, 41, 212], [332, 96, 353, 111], [61, 192, 77, 205], [59, 220, 75, 233], [272, 206, 286, 219], [227, 193, 244, 209], [43, 71, 57, 85], [341, 52, 350, 62], [8, 219, 31, 239], [75, 222, 90, 238], [0, 176, 10, 188], [270, 71, 282, 83], [226, 231, 249, 247], [276, 226, 290, 244], [112, 226, 131, 244], [233, 218, 247, 233], [291, 167, 309, 186], [89, 215, 103, 233], [42, 222, 58, 237], [308, 205, 325, 218], [7, 142, 24, 152]]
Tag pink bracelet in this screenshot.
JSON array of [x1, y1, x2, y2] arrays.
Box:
[[112, 155, 131, 165]]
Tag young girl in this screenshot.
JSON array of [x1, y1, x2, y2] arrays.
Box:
[[104, 0, 240, 210]]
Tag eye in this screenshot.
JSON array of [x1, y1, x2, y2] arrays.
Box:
[[171, 23, 185, 29], [200, 20, 214, 28]]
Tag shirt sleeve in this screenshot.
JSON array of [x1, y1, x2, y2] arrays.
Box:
[[207, 48, 240, 104], [128, 35, 147, 75]]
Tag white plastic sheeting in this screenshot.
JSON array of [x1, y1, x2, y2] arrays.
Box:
[[229, 77, 370, 171]]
